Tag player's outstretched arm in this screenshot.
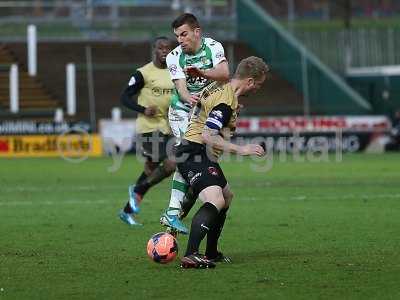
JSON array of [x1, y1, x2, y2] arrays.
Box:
[[185, 61, 229, 82], [202, 60, 230, 82], [201, 127, 265, 157]]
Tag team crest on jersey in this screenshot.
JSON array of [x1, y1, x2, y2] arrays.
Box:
[[201, 56, 210, 65], [169, 64, 177, 75], [128, 76, 136, 86], [208, 167, 219, 176]]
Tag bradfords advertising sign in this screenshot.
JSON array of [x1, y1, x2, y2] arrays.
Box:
[[0, 135, 102, 158], [234, 116, 391, 153], [0, 121, 102, 158]]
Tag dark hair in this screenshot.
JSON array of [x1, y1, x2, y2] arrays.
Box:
[[152, 36, 170, 48], [171, 13, 200, 30]]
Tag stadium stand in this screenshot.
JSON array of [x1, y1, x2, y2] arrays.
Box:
[[0, 44, 59, 118], [3, 41, 302, 121], [0, 0, 398, 121]]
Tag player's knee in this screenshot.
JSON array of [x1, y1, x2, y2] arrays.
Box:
[[206, 198, 224, 211], [205, 194, 225, 211], [224, 190, 234, 207], [199, 186, 225, 211]]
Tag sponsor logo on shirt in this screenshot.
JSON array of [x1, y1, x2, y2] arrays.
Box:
[[189, 172, 202, 185], [151, 87, 173, 97]]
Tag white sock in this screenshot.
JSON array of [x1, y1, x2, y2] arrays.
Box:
[[167, 171, 187, 215]]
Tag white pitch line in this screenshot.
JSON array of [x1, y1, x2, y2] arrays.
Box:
[[239, 193, 400, 202], [1, 194, 400, 207], [287, 193, 400, 201], [2, 181, 397, 193], [0, 185, 125, 193], [0, 199, 108, 206]]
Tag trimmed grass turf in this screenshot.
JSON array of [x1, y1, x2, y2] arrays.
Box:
[[1, 153, 400, 299]]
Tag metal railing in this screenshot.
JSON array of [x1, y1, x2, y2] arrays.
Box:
[[295, 28, 400, 73], [0, 0, 234, 23], [0, 0, 235, 41]]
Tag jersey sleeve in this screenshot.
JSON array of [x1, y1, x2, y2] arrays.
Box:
[[127, 70, 145, 88], [120, 71, 146, 113], [166, 51, 185, 80], [209, 40, 227, 66], [205, 103, 233, 130]]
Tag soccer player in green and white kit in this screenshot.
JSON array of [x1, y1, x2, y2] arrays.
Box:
[[159, 13, 230, 234]]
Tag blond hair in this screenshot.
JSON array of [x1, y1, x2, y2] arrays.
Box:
[[234, 56, 270, 81]]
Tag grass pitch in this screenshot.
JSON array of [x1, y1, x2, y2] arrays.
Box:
[[1, 154, 400, 299]]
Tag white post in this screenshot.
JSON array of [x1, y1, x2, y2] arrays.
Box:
[[111, 107, 121, 122], [66, 63, 76, 116], [27, 24, 37, 76], [54, 108, 64, 123], [10, 64, 19, 113]]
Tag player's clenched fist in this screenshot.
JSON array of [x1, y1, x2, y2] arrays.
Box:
[[238, 144, 265, 157], [184, 66, 204, 78], [187, 94, 200, 106]]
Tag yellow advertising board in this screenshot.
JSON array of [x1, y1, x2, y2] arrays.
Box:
[[0, 134, 102, 158]]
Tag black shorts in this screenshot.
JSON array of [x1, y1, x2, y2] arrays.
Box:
[[137, 131, 173, 162], [176, 141, 227, 196]]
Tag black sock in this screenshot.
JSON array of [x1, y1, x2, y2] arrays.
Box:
[[134, 164, 172, 196], [180, 187, 197, 219], [123, 202, 133, 214], [185, 202, 219, 256], [205, 207, 229, 259], [136, 171, 148, 186]]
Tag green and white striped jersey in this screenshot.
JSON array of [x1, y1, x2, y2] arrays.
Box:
[[166, 37, 226, 112]]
